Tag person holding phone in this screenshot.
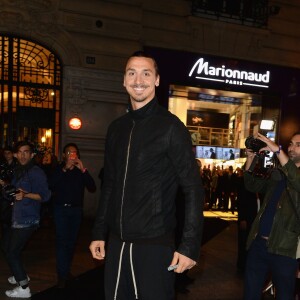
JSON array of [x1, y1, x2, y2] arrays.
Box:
[[49, 143, 96, 288]]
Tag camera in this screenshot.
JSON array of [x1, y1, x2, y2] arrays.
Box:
[[245, 136, 267, 153], [3, 185, 20, 199], [245, 135, 277, 178]]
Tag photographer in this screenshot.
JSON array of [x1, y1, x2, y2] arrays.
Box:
[[243, 132, 300, 300], [1, 141, 51, 298]]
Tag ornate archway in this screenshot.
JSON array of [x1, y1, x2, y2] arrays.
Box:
[[0, 35, 61, 155]]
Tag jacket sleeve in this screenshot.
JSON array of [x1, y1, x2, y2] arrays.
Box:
[[92, 126, 114, 241], [31, 167, 51, 203], [83, 170, 97, 193], [168, 119, 205, 261]]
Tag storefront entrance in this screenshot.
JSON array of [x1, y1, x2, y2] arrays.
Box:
[[0, 36, 61, 155], [145, 47, 298, 168]]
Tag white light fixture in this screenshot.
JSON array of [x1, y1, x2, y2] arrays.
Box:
[[259, 120, 275, 131]]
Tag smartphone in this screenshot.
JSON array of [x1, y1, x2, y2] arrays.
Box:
[[69, 152, 77, 160]]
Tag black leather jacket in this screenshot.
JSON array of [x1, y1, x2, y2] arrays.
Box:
[[93, 97, 204, 260]]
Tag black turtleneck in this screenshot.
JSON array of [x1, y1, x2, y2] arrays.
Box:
[[128, 97, 158, 120]]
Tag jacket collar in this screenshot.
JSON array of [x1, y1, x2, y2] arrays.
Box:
[[128, 97, 158, 120]]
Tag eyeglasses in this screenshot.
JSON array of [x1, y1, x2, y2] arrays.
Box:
[[67, 151, 77, 155]]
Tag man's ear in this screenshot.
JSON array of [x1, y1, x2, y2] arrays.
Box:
[[155, 75, 160, 87]]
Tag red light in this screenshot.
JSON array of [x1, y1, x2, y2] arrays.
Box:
[[69, 117, 82, 130]]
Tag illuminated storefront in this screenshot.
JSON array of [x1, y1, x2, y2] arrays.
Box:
[[0, 36, 61, 154], [147, 47, 300, 168]]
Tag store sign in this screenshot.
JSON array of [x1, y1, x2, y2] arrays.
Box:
[[189, 58, 270, 88]]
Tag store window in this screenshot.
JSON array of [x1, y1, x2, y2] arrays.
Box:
[[168, 84, 279, 169], [0, 36, 61, 155]]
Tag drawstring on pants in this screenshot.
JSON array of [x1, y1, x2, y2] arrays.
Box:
[[114, 242, 125, 300], [113, 242, 138, 300], [130, 243, 138, 299]]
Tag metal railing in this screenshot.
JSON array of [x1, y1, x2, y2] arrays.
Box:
[[188, 125, 233, 146], [191, 0, 274, 28]]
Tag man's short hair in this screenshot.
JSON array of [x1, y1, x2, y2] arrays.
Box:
[[14, 141, 34, 153], [126, 50, 160, 76], [292, 132, 300, 138], [3, 145, 13, 152]]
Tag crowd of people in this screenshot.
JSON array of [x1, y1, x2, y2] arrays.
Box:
[[0, 141, 96, 298], [200, 163, 260, 271], [201, 164, 241, 214]]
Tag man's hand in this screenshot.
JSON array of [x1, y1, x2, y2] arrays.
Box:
[[73, 158, 84, 171], [168, 251, 196, 273], [256, 132, 279, 153], [89, 240, 106, 260], [14, 189, 41, 201], [256, 132, 288, 166], [14, 188, 26, 201]]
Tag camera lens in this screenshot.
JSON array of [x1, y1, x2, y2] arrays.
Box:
[[245, 136, 266, 153]]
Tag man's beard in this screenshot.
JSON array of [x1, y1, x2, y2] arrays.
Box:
[[288, 151, 300, 164], [132, 96, 147, 103], [130, 84, 149, 103]]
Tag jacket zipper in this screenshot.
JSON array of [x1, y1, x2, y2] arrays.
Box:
[[120, 120, 135, 240]]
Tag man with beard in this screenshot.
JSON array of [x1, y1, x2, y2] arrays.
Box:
[[1, 141, 51, 298], [243, 132, 300, 300], [89, 51, 204, 300]]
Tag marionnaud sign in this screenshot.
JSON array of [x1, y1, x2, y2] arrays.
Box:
[[189, 58, 270, 88]]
